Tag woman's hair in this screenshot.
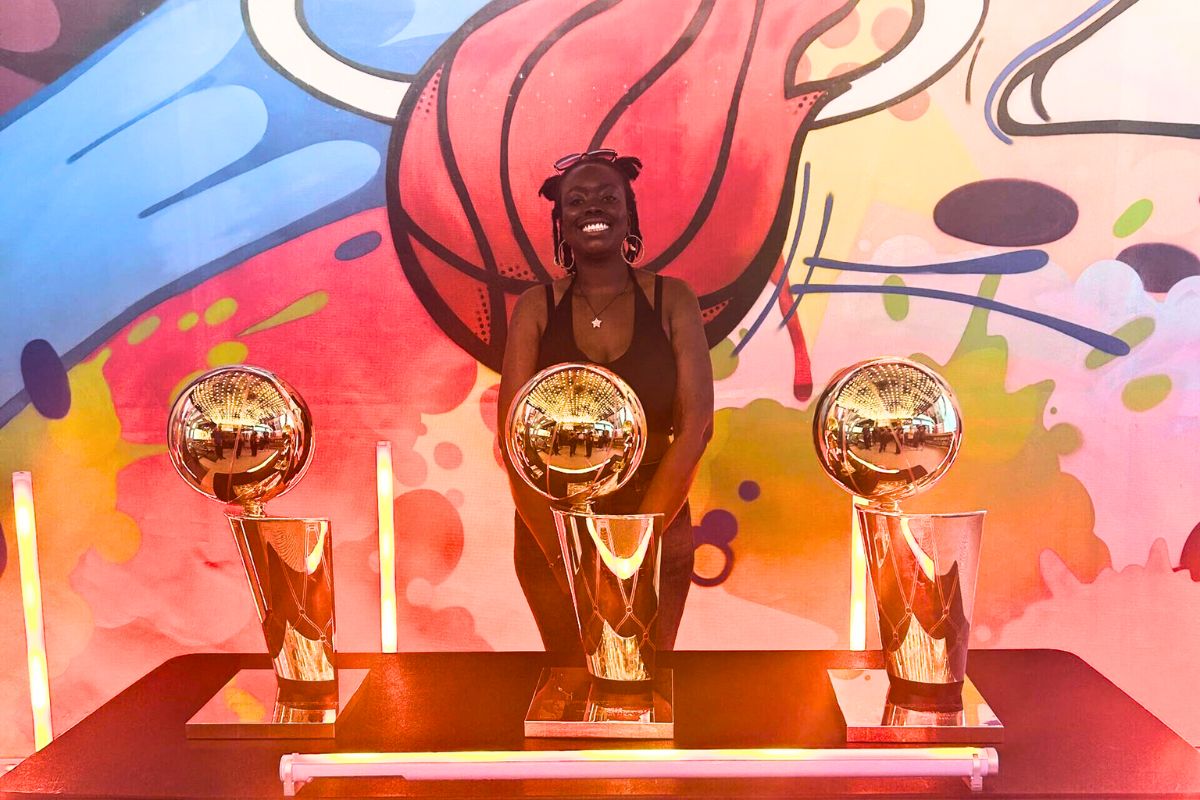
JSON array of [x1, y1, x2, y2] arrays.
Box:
[[537, 154, 643, 273]]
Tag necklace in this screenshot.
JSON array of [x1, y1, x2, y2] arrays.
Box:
[[577, 276, 632, 328]]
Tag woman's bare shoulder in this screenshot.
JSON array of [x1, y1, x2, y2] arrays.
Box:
[[510, 281, 548, 327], [660, 275, 701, 311]]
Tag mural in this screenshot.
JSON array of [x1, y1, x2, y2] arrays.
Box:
[[2, 0, 1198, 755]]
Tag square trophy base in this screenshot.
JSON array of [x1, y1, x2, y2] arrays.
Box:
[[828, 669, 1003, 744], [524, 667, 674, 739], [185, 669, 369, 739]]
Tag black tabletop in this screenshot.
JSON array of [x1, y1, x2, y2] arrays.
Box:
[[1, 650, 1197, 798]]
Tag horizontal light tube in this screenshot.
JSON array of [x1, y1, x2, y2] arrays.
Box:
[[281, 747, 998, 795]]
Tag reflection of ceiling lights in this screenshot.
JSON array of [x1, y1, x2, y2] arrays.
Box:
[[191, 373, 291, 427], [839, 364, 944, 420], [527, 370, 625, 422]]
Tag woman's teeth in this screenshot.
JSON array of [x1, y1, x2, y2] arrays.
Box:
[[582, 221, 609, 233]]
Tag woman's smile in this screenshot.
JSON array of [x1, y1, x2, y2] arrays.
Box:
[[579, 218, 611, 235]]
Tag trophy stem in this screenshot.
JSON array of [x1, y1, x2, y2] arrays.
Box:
[[552, 509, 663, 685], [241, 499, 267, 518], [855, 507, 984, 699], [227, 515, 337, 704]]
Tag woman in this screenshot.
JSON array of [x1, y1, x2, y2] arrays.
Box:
[[498, 148, 714, 659]]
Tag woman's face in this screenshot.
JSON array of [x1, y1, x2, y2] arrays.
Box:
[[559, 162, 630, 262]]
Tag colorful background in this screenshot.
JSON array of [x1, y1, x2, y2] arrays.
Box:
[[2, 0, 1199, 755]]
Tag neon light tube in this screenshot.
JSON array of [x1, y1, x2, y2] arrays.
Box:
[[376, 442, 397, 653], [280, 747, 999, 795], [13, 471, 53, 750], [850, 496, 868, 651]]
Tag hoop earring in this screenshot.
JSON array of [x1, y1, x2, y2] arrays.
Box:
[[622, 234, 644, 266], [555, 241, 575, 272]]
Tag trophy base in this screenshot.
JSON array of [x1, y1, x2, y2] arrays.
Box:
[[186, 669, 369, 739], [524, 667, 673, 739], [829, 669, 1003, 744]]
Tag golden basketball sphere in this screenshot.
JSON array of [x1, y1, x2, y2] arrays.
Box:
[[167, 366, 314, 515], [812, 357, 962, 504], [505, 363, 646, 508]]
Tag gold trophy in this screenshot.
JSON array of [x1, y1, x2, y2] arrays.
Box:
[[813, 358, 1001, 743], [167, 366, 366, 738], [505, 363, 672, 738]]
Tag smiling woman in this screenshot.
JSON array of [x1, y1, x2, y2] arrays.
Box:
[[497, 149, 714, 660]]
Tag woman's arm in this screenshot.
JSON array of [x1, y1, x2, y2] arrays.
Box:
[[636, 277, 714, 523], [497, 285, 566, 582]]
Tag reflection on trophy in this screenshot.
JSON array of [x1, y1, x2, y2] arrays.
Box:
[[506, 363, 672, 738], [168, 366, 365, 738], [814, 358, 1001, 743]]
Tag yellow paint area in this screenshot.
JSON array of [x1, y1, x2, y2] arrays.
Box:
[[1122, 374, 1172, 412], [710, 339, 739, 381], [126, 316, 160, 345], [204, 298, 238, 326], [240, 291, 329, 337], [0, 350, 162, 738], [206, 341, 249, 367]]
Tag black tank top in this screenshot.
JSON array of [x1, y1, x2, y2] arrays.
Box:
[[537, 271, 677, 439]]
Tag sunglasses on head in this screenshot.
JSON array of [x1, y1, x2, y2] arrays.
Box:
[[553, 148, 618, 172]]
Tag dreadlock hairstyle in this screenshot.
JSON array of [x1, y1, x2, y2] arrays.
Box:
[[538, 154, 644, 274]]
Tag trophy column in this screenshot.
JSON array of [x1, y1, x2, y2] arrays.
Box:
[[227, 515, 337, 704], [856, 508, 985, 706], [553, 510, 662, 685]]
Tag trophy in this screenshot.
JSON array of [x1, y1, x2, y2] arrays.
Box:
[[167, 365, 366, 738], [813, 358, 1002, 743], [506, 363, 672, 738]]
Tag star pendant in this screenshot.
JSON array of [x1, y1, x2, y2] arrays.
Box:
[[591, 317, 603, 328]]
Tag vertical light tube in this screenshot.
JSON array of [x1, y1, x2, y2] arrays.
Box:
[[849, 497, 868, 651], [376, 443, 397, 653], [12, 472, 53, 749]]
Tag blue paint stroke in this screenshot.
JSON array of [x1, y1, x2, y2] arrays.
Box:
[[802, 192, 835, 286], [764, 189, 833, 336], [732, 162, 811, 356], [335, 230, 384, 261], [985, 0, 1118, 144], [785, 283, 1130, 355], [20, 339, 70, 419], [739, 188, 835, 352], [0, 0, 488, 426], [691, 508, 737, 588], [806, 249, 1048, 275]]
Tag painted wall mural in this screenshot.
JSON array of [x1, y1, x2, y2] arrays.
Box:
[[1, 0, 1198, 755]]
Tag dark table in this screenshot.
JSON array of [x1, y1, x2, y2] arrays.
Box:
[[1, 650, 1197, 798]]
